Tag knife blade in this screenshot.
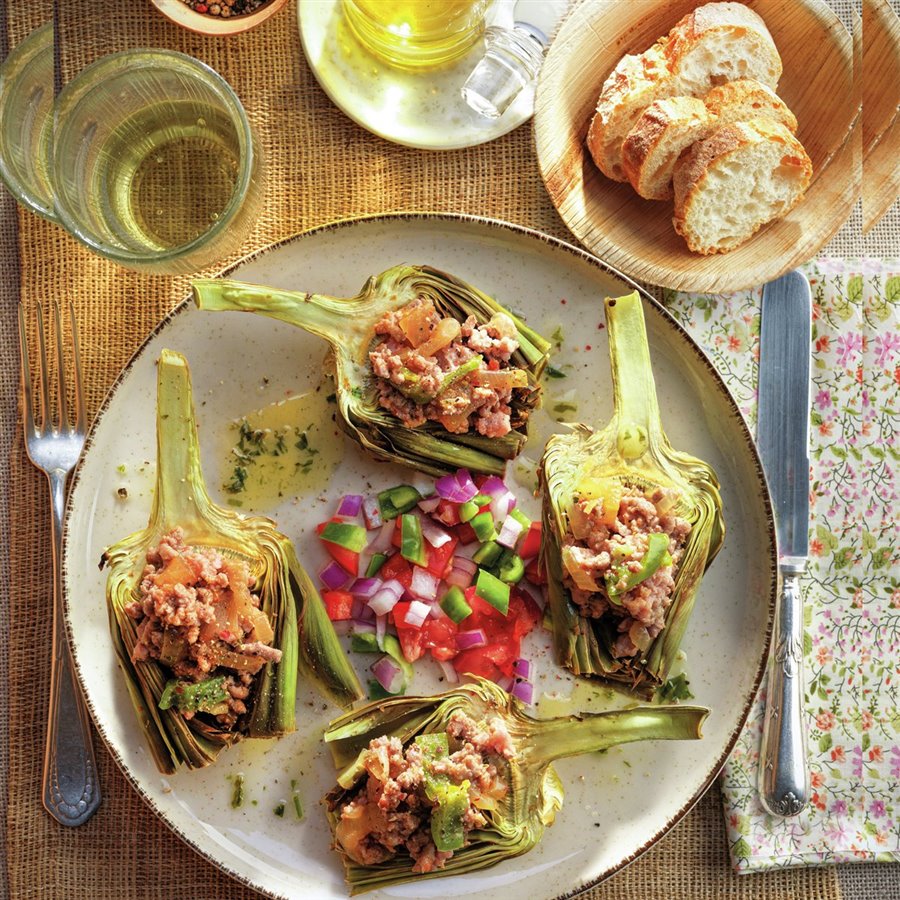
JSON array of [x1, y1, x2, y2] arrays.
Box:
[[756, 269, 812, 817]]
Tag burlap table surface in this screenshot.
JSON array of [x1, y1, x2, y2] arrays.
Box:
[[2, 0, 892, 898]]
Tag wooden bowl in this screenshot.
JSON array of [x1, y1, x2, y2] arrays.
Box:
[[862, 0, 899, 234], [150, 0, 288, 35], [535, 0, 858, 293]]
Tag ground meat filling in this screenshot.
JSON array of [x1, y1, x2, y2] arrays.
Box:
[[335, 711, 513, 874], [368, 297, 526, 439], [562, 487, 691, 658], [124, 527, 281, 727]]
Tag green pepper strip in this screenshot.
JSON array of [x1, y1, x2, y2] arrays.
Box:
[[396, 357, 483, 404], [321, 520, 368, 552], [472, 541, 503, 567], [606, 532, 672, 604], [400, 513, 427, 566], [439, 585, 472, 623], [430, 780, 470, 852], [377, 484, 422, 519], [365, 552, 387, 577], [471, 511, 497, 542], [475, 568, 510, 615], [159, 675, 227, 713]]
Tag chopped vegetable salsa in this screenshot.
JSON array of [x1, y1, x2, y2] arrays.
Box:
[[316, 470, 545, 699]]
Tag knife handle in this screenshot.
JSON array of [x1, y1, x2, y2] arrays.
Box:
[[758, 570, 810, 817]]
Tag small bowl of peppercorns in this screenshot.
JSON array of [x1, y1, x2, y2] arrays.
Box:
[[150, 0, 288, 34]]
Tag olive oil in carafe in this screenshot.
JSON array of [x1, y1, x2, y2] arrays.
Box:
[[95, 101, 240, 251]]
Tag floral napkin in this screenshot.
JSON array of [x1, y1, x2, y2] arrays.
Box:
[[663, 258, 900, 871]]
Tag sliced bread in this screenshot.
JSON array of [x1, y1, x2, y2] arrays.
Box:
[[621, 96, 715, 200], [672, 118, 813, 254], [704, 78, 798, 132], [667, 2, 782, 95], [586, 43, 674, 182]]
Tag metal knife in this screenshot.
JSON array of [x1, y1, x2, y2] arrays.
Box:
[[757, 270, 812, 817]]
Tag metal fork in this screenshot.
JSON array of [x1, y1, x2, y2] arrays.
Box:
[[18, 301, 101, 826]]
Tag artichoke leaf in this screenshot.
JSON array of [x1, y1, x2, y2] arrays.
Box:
[[103, 350, 362, 773], [191, 265, 551, 476], [323, 679, 707, 892], [540, 293, 725, 698]]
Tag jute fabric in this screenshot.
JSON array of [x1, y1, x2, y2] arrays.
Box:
[[1, 0, 887, 897]]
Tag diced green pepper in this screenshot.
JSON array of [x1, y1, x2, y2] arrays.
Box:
[[365, 552, 387, 577], [440, 585, 472, 623], [350, 632, 380, 653], [510, 507, 532, 531], [472, 541, 503, 567], [383, 634, 414, 684], [377, 484, 422, 519], [497, 553, 525, 584], [395, 357, 482, 404], [605, 532, 672, 604], [475, 569, 510, 615], [430, 780, 470, 852], [472, 494, 491, 506], [367, 679, 398, 700], [159, 675, 227, 713], [400, 514, 427, 566], [471, 511, 497, 542], [415, 732, 451, 800], [458, 500, 480, 523], [320, 520, 368, 552]]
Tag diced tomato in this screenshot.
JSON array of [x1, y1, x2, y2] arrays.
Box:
[[425, 536, 458, 579], [392, 601, 459, 663], [453, 643, 515, 682], [487, 358, 500, 371], [391, 519, 402, 549], [525, 556, 546, 585], [432, 499, 461, 527], [379, 553, 413, 591], [391, 602, 426, 661], [317, 518, 360, 575], [322, 590, 354, 621], [519, 521, 542, 560]]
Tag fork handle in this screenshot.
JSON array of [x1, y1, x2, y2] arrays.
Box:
[[43, 470, 102, 826]]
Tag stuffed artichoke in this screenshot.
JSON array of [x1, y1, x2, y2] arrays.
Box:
[[323, 678, 707, 892], [191, 265, 551, 477], [103, 349, 362, 773], [540, 293, 725, 699]]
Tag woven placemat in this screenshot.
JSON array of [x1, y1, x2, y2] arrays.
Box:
[[1, 0, 870, 897]]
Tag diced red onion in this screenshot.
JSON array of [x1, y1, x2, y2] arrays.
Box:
[[420, 517, 452, 548], [409, 567, 439, 602], [496, 675, 514, 692], [437, 660, 459, 684], [496, 514, 524, 549], [517, 582, 546, 609], [375, 613, 387, 648], [490, 490, 517, 522], [331, 620, 352, 636], [369, 520, 396, 555], [435, 470, 478, 503], [417, 496, 441, 514], [428, 599, 444, 618], [479, 475, 507, 498], [350, 620, 375, 634], [362, 497, 383, 530], [445, 556, 477, 588], [512, 658, 531, 679], [351, 595, 376, 622], [319, 560, 351, 591], [371, 656, 404, 694], [337, 494, 363, 517], [368, 579, 404, 615], [456, 629, 487, 649], [403, 600, 431, 628], [350, 577, 382, 599], [511, 679, 534, 705]]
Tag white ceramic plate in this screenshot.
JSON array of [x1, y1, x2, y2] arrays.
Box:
[[64, 215, 776, 900], [298, 0, 535, 150]]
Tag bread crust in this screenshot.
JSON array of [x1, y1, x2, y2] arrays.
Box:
[[704, 79, 797, 132], [621, 97, 713, 199], [672, 118, 813, 254]]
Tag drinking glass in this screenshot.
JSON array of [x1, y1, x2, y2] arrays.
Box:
[[52, 49, 263, 275], [0, 23, 55, 222]]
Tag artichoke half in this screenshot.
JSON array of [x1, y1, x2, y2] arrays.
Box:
[[540, 293, 725, 699], [191, 265, 551, 477], [323, 678, 707, 893], [103, 350, 362, 774]]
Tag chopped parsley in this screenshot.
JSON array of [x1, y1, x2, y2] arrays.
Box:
[[658, 673, 694, 702]]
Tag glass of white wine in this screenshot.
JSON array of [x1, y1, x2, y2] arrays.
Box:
[[52, 49, 263, 275]]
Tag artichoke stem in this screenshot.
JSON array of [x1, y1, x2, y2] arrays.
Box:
[[605, 293, 662, 451], [525, 705, 708, 765], [153, 350, 213, 528], [192, 279, 356, 346]]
